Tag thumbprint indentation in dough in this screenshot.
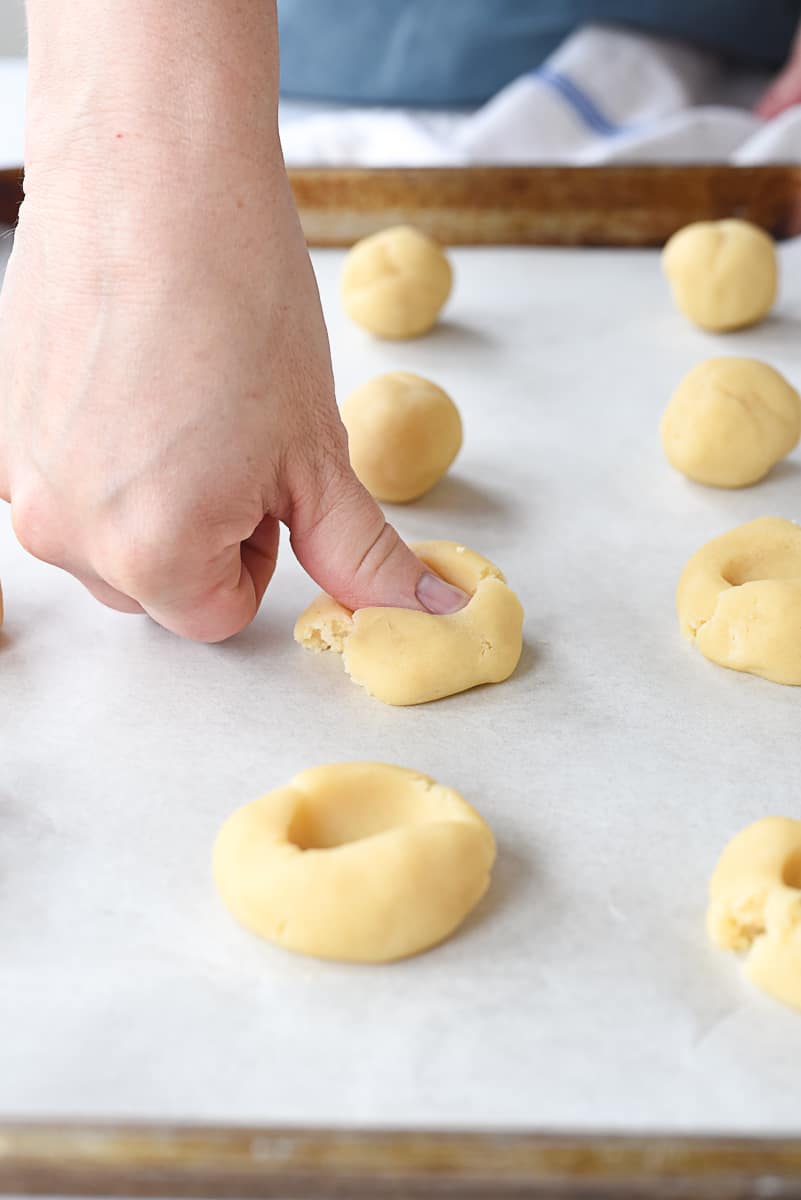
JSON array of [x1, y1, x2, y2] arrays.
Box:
[[784, 850, 801, 890], [286, 785, 433, 851], [722, 547, 801, 588]]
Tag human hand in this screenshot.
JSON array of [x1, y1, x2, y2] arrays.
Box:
[[756, 24, 801, 119], [0, 130, 465, 641]]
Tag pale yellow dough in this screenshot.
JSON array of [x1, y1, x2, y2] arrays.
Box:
[[662, 219, 777, 332], [294, 541, 524, 706], [213, 762, 496, 963], [340, 225, 452, 339], [660, 358, 801, 488], [677, 517, 801, 685], [707, 817, 801, 1012], [342, 371, 462, 503]]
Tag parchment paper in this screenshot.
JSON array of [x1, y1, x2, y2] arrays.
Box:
[[1, 235, 801, 1131]]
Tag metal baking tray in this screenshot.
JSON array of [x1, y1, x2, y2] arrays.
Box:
[[1, 164, 800, 1199]]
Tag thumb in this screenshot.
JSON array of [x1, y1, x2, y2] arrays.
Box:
[[289, 465, 467, 614]]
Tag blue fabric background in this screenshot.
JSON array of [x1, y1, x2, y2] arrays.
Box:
[[278, 0, 801, 106]]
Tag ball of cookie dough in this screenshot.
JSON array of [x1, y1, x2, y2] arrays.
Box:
[[661, 358, 801, 488], [707, 816, 801, 1011], [340, 225, 452, 339], [213, 762, 496, 963], [295, 540, 524, 705], [677, 516, 801, 685], [342, 372, 462, 503], [662, 219, 778, 332]]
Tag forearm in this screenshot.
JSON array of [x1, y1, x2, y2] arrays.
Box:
[[24, 0, 283, 188]]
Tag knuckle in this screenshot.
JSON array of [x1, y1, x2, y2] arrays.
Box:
[[95, 505, 183, 597]]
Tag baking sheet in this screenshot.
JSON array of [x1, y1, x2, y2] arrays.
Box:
[[1, 235, 801, 1133]]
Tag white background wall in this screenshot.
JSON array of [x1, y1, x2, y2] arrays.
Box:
[[0, 3, 26, 57]]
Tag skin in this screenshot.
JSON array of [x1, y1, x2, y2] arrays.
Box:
[[0, 0, 467, 642], [756, 17, 801, 119]]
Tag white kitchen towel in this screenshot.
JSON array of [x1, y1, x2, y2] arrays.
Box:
[[279, 24, 801, 166], [1, 25, 800, 171]]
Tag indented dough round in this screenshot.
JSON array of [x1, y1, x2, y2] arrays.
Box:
[[340, 225, 452, 339], [707, 817, 801, 1011], [677, 517, 801, 685], [342, 371, 462, 503], [213, 762, 496, 963], [660, 358, 801, 488], [294, 541, 524, 705], [662, 219, 777, 332]]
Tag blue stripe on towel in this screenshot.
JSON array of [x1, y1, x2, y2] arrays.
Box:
[[533, 66, 633, 137]]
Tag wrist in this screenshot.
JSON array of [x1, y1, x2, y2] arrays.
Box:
[[23, 0, 283, 194]]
